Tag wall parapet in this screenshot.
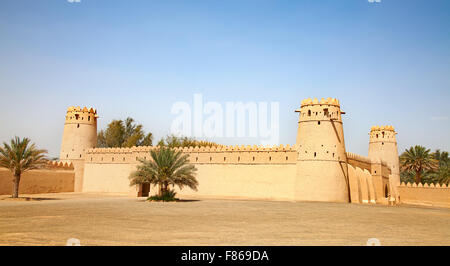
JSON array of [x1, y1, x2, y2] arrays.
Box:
[[45, 161, 74, 170], [400, 182, 448, 188], [86, 144, 296, 153], [346, 152, 371, 164], [85, 144, 298, 165]]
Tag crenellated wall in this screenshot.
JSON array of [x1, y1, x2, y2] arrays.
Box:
[[82, 145, 299, 200], [398, 182, 450, 208], [0, 161, 75, 195]]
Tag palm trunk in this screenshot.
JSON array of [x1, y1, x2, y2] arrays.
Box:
[[415, 171, 421, 184], [158, 183, 163, 197], [12, 174, 20, 198]]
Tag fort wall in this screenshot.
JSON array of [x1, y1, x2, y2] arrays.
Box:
[[0, 162, 74, 195], [398, 182, 450, 208], [346, 153, 391, 204], [82, 145, 299, 200]]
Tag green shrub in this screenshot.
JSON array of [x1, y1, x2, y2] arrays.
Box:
[[147, 189, 179, 202]]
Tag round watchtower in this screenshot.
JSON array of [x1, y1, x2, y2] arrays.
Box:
[[59, 106, 98, 192], [60, 106, 98, 162], [368, 125, 400, 199], [294, 98, 349, 202]]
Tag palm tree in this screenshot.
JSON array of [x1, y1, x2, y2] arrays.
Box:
[[400, 146, 438, 184], [433, 150, 450, 185], [0, 137, 48, 198], [129, 147, 198, 197], [433, 149, 450, 167]]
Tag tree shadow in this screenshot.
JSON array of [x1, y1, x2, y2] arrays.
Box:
[[1, 197, 62, 201]]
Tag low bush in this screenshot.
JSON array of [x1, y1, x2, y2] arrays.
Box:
[[147, 189, 179, 202]]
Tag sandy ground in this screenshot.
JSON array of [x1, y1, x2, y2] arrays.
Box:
[[0, 192, 449, 246]]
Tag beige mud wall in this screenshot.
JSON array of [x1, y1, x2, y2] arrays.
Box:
[[0, 168, 74, 195], [176, 164, 296, 201], [82, 162, 296, 200], [82, 163, 137, 195], [398, 183, 450, 208], [83, 145, 298, 200]]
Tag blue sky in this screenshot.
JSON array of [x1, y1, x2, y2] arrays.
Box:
[[0, 0, 449, 157]]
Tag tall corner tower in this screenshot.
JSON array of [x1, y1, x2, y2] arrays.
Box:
[[294, 97, 349, 203], [368, 125, 400, 197], [60, 106, 98, 192]]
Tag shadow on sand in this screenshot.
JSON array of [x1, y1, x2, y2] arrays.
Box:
[[0, 197, 62, 201], [135, 198, 200, 203]]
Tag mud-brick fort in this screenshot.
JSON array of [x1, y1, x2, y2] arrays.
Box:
[[1, 98, 448, 207]]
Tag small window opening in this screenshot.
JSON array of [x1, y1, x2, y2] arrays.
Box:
[[252, 157, 255, 161], [238, 157, 240, 162], [318, 121, 321, 125], [77, 124, 80, 128], [308, 110, 311, 116], [286, 156, 288, 161], [314, 152, 317, 158]]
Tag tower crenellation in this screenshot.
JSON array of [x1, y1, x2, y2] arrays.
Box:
[[64, 106, 98, 126]]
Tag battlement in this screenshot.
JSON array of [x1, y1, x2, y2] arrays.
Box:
[[45, 161, 74, 170], [369, 125, 397, 144], [85, 144, 298, 165], [400, 182, 448, 188], [370, 125, 395, 132], [346, 152, 372, 164], [295, 97, 344, 124], [65, 106, 98, 124], [300, 97, 340, 107], [86, 144, 296, 154]]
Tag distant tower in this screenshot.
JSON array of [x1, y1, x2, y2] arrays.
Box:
[[294, 98, 349, 202], [60, 106, 98, 191], [368, 125, 400, 200]]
